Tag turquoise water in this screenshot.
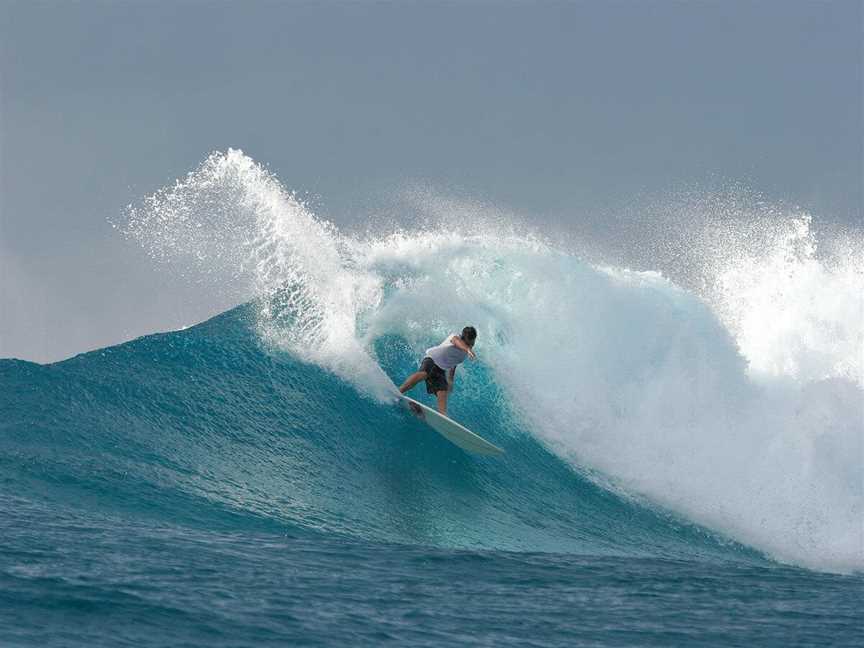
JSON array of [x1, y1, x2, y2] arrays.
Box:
[[2, 306, 861, 646]]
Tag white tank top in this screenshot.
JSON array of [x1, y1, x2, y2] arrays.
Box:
[[425, 334, 468, 370]]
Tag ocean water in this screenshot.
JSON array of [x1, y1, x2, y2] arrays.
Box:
[[2, 150, 862, 646]]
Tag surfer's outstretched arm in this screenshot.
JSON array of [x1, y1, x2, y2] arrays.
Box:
[[447, 367, 456, 392], [450, 336, 476, 359]]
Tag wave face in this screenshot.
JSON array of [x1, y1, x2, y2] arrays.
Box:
[[10, 149, 859, 575], [0, 306, 755, 563]]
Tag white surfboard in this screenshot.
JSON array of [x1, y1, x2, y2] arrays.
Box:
[[398, 395, 505, 456]]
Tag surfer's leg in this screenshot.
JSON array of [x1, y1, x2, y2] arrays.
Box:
[[436, 389, 449, 415], [399, 371, 427, 394]]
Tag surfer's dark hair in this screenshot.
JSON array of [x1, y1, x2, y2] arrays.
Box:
[[461, 326, 477, 343]]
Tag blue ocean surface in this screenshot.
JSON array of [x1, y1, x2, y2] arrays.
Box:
[[2, 305, 862, 647]]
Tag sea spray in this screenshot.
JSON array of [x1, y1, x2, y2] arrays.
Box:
[[120, 150, 394, 400]]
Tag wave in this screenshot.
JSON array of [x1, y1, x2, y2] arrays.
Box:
[[12, 148, 856, 574]]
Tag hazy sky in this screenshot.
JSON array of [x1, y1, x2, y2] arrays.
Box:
[[1, 0, 861, 363]]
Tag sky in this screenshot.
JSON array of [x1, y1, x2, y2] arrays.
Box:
[[1, 0, 861, 363]]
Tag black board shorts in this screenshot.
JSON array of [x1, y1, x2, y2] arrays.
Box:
[[420, 357, 449, 395]]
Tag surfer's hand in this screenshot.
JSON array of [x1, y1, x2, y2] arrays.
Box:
[[468, 349, 476, 360]]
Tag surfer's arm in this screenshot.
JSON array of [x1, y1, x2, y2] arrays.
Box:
[[447, 367, 456, 391], [450, 336, 476, 359]]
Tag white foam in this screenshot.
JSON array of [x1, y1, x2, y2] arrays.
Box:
[[121, 149, 395, 401], [702, 213, 864, 387]]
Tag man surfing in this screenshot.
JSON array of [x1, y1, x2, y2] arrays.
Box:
[[398, 326, 477, 416]]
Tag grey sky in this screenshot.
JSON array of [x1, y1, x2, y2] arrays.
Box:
[[1, 0, 861, 363]]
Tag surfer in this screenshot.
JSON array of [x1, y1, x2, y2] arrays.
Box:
[[399, 326, 477, 416]]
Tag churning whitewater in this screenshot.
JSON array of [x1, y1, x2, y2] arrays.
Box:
[[110, 149, 864, 574]]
